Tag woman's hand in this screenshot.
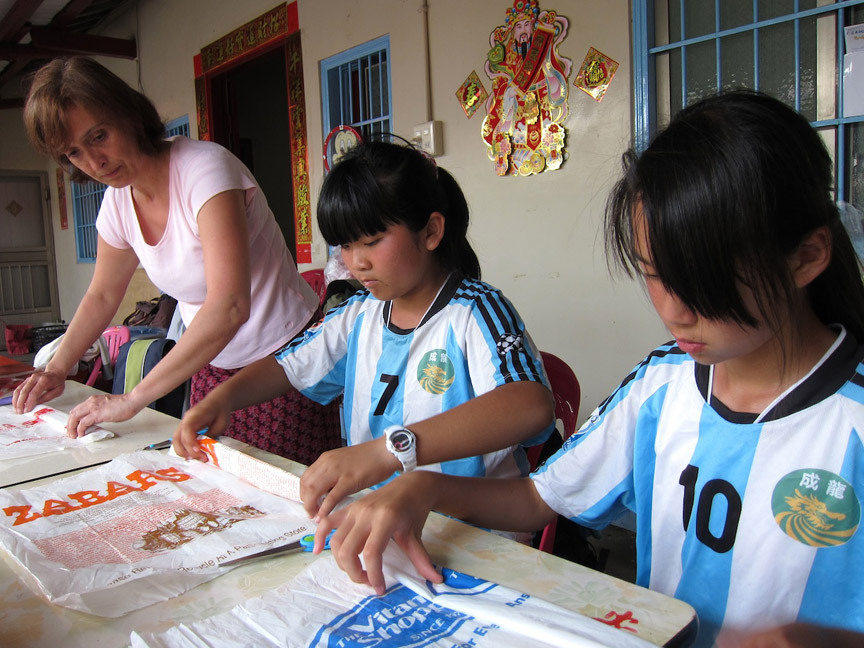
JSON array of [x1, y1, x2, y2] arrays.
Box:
[[172, 398, 232, 461], [314, 471, 443, 595], [12, 369, 67, 414], [300, 440, 401, 520], [66, 392, 141, 437]]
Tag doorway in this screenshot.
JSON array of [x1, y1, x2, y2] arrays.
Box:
[[0, 171, 60, 351], [209, 46, 296, 258]]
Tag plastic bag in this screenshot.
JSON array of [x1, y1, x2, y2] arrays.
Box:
[[0, 451, 313, 617], [131, 545, 655, 648], [324, 247, 355, 284], [0, 406, 113, 460]]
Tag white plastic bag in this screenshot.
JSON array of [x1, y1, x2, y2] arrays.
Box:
[[131, 545, 655, 648], [0, 451, 314, 617], [0, 405, 113, 460]]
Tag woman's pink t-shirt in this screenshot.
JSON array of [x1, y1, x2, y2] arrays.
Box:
[[96, 136, 318, 369]]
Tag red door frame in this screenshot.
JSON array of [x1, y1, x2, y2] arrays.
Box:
[[193, 2, 312, 263]]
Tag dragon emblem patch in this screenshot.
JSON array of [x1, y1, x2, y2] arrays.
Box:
[[772, 469, 859, 547]]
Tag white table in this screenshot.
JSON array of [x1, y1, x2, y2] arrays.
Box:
[[1, 381, 180, 489], [0, 445, 697, 648]]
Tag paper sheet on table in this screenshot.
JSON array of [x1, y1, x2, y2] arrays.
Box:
[[0, 451, 314, 617], [0, 405, 114, 460], [130, 545, 655, 648]]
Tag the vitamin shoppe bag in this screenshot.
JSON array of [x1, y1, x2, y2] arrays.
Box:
[[0, 451, 313, 617], [131, 546, 656, 648]]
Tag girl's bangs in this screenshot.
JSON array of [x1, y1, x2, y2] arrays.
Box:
[[318, 161, 399, 246]]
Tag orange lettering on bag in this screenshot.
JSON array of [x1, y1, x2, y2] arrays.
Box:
[[125, 470, 161, 489], [155, 467, 193, 482], [105, 480, 142, 498], [68, 490, 110, 507], [5, 466, 198, 527], [42, 499, 82, 517], [3, 505, 43, 526]]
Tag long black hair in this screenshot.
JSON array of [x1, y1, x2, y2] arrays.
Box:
[[317, 140, 481, 279], [605, 90, 864, 342]]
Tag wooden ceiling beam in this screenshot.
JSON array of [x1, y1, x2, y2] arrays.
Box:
[[0, 41, 63, 61], [51, 0, 96, 27], [28, 27, 136, 59], [0, 0, 133, 103], [0, 0, 42, 40]]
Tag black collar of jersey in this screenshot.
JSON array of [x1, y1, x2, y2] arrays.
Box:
[[383, 272, 464, 335], [694, 326, 864, 424]]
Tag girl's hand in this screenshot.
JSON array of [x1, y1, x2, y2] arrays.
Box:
[[12, 369, 66, 414], [172, 399, 231, 461], [300, 440, 401, 520], [66, 393, 141, 437], [314, 471, 443, 595]]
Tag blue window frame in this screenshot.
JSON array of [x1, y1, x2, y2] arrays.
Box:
[[633, 1, 864, 205], [165, 114, 190, 138], [320, 35, 392, 140], [70, 179, 105, 263]]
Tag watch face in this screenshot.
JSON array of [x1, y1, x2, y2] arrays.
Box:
[[389, 430, 414, 452]]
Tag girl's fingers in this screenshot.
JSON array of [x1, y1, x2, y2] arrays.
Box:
[[398, 535, 441, 584]]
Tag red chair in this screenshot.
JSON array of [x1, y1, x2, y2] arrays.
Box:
[[86, 325, 131, 386], [301, 269, 327, 306], [529, 351, 581, 554]]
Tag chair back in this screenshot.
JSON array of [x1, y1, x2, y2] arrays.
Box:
[[531, 351, 581, 555], [103, 325, 132, 364], [539, 351, 581, 439], [85, 325, 131, 386]]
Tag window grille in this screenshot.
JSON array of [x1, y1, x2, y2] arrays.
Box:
[[165, 115, 190, 138], [633, 1, 864, 204], [70, 179, 105, 263], [320, 35, 392, 141]]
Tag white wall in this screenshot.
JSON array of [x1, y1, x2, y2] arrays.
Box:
[[299, 0, 668, 419], [0, 0, 669, 421]]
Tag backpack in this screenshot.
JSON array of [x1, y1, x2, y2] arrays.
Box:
[[112, 338, 186, 418]]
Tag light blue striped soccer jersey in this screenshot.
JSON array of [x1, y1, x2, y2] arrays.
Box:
[[532, 327, 864, 646], [276, 274, 552, 479]]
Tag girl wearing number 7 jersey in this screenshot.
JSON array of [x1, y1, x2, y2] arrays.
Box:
[[174, 140, 554, 526]]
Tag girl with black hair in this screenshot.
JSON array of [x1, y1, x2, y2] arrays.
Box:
[[310, 93, 864, 648], [175, 140, 554, 525]]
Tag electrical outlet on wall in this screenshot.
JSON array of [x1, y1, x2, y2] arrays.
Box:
[[412, 120, 443, 156]]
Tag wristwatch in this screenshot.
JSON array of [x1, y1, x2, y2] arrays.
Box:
[[384, 425, 417, 472]]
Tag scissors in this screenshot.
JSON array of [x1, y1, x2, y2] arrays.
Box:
[[220, 530, 334, 567], [142, 427, 211, 451]]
